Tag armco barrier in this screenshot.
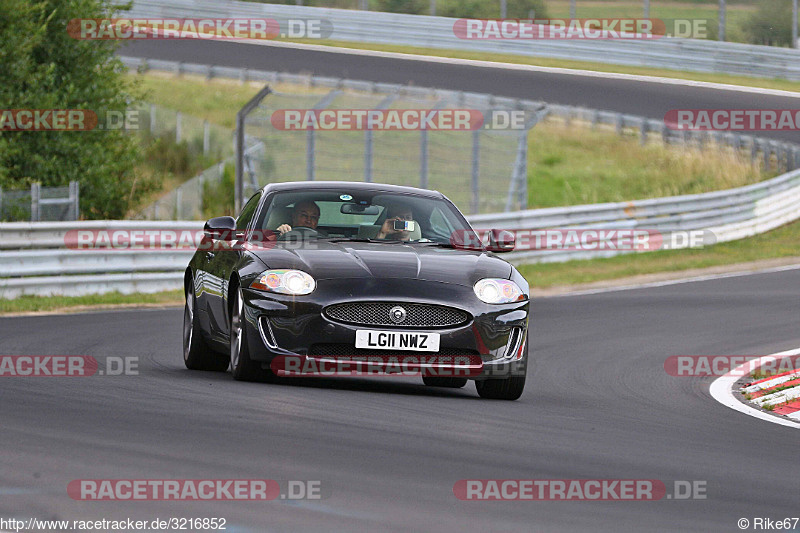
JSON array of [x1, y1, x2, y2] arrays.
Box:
[[2, 168, 800, 298], [125, 0, 800, 81]]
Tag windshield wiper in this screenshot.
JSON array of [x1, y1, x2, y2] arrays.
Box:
[[323, 237, 405, 244]]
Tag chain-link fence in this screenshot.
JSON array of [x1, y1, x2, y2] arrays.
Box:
[[0, 182, 79, 222], [238, 85, 540, 216], [134, 103, 234, 162]]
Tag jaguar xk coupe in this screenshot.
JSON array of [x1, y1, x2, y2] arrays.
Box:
[[183, 182, 529, 400]]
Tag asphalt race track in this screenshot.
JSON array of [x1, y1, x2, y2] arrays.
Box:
[[1, 270, 798, 532], [120, 39, 800, 144]]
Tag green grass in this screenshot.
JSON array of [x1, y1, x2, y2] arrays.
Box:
[[527, 121, 767, 207], [517, 217, 800, 288], [0, 290, 183, 315], [137, 73, 267, 129]]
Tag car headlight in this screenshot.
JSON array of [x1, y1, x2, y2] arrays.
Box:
[[251, 269, 316, 295], [473, 278, 524, 304]]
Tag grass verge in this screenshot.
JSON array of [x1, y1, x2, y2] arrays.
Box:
[[0, 290, 183, 315], [517, 217, 800, 288]]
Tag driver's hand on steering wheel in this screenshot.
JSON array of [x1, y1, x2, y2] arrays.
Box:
[[277, 224, 292, 235]]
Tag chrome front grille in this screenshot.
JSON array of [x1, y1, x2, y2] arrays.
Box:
[[324, 302, 469, 328]]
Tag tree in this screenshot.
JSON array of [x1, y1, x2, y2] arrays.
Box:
[[742, 0, 794, 47], [0, 0, 152, 219]]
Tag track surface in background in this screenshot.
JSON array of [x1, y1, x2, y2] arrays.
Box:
[[1, 270, 799, 532], [121, 40, 800, 143]]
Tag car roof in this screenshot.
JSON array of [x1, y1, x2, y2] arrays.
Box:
[[262, 181, 444, 199]]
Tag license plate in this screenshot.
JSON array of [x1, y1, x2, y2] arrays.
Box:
[[355, 330, 440, 352]]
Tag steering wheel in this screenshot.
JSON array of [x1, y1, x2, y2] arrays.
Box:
[[277, 226, 320, 241]]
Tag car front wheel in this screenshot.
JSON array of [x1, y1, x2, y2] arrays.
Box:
[[230, 285, 272, 382], [183, 286, 229, 372]]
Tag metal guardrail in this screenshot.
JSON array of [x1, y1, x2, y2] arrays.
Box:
[[2, 166, 800, 297], [126, 0, 800, 81]]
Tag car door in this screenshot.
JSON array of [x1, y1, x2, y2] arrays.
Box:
[[206, 192, 262, 340]]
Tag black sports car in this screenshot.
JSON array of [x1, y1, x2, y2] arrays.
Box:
[[183, 181, 529, 400]]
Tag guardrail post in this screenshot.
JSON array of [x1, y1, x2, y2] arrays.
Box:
[[176, 188, 182, 220], [69, 181, 79, 220], [471, 130, 480, 215], [150, 104, 156, 134], [763, 142, 771, 171], [640, 120, 648, 145], [420, 129, 428, 189], [203, 120, 210, 156], [176, 111, 182, 143], [30, 182, 40, 222], [364, 129, 373, 183], [591, 110, 599, 130], [615, 114, 623, 136], [306, 129, 315, 181]]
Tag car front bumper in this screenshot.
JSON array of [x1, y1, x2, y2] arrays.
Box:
[[239, 277, 529, 379]]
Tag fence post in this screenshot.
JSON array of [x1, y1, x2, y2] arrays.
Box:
[[176, 111, 182, 143], [364, 130, 373, 183], [203, 120, 210, 156], [471, 130, 480, 215], [69, 181, 79, 220], [306, 129, 315, 181], [420, 129, 428, 189], [30, 182, 40, 222]]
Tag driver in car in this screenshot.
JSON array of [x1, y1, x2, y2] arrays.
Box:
[[376, 203, 415, 240], [276, 201, 321, 236]]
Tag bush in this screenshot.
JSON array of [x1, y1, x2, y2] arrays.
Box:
[[742, 0, 794, 47], [0, 0, 150, 219], [202, 163, 236, 219], [439, 0, 548, 19]]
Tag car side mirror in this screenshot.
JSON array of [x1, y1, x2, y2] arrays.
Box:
[[204, 216, 236, 240], [449, 230, 485, 251], [486, 229, 515, 253]]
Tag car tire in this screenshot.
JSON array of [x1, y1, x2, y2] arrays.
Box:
[[230, 285, 273, 382], [183, 286, 229, 372], [475, 329, 528, 400], [475, 373, 526, 400], [422, 376, 468, 388]]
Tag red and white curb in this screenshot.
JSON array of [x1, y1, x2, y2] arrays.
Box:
[[709, 348, 800, 429]]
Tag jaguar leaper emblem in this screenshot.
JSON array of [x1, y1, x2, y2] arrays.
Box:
[[389, 306, 407, 324]]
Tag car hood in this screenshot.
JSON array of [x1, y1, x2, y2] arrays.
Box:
[[250, 241, 512, 287]]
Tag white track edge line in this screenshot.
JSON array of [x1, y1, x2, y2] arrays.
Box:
[[546, 262, 800, 297], [709, 348, 800, 429], [234, 39, 800, 98]]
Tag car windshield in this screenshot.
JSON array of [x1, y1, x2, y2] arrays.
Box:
[[255, 189, 474, 244]]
